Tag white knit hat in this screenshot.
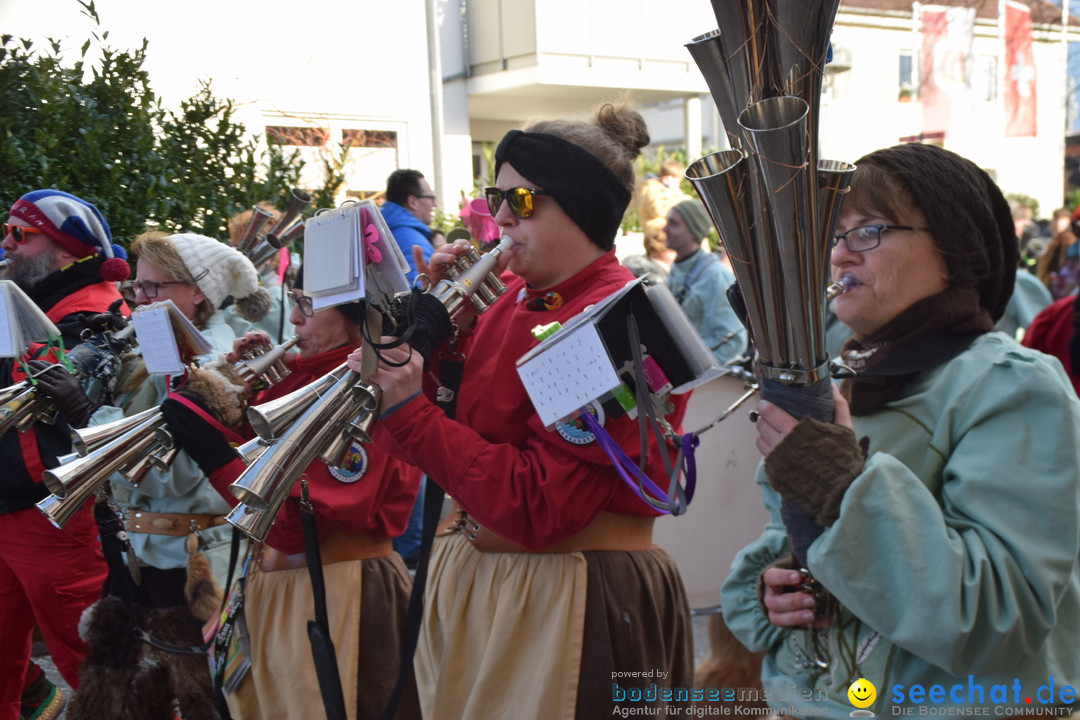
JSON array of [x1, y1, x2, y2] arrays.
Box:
[[166, 233, 271, 321]]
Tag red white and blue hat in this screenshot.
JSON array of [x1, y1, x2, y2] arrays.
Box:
[[8, 189, 130, 281]]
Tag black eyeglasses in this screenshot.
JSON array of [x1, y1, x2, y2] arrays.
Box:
[[132, 280, 190, 299], [832, 224, 925, 253], [484, 187, 550, 220], [413, 194, 437, 201], [286, 293, 315, 317], [2, 223, 46, 244]]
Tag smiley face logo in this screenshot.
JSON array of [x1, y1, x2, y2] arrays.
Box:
[[848, 678, 876, 709]]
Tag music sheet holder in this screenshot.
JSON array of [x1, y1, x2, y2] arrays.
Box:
[[516, 277, 707, 427], [131, 299, 214, 374], [0, 280, 61, 357]]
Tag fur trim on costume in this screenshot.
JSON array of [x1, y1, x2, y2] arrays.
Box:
[[186, 359, 249, 427], [68, 597, 224, 720], [67, 597, 175, 720], [185, 532, 224, 622]]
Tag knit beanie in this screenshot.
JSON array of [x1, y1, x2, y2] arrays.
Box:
[[670, 198, 712, 242], [166, 233, 271, 322], [8, 189, 130, 282], [293, 265, 365, 325], [854, 144, 1018, 322]]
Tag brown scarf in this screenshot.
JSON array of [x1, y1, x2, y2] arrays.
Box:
[[839, 286, 993, 415]]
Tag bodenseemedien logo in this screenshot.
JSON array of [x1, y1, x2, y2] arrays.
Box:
[[849, 678, 877, 717]]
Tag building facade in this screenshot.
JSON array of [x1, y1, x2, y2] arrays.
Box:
[[2, 0, 1078, 215]]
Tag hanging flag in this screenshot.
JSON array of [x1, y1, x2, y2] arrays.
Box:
[[920, 5, 976, 137], [1004, 0, 1038, 137]]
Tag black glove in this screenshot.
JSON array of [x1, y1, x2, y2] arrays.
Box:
[[27, 360, 98, 428], [159, 395, 239, 476]]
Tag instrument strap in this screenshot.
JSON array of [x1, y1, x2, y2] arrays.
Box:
[[377, 353, 462, 720], [299, 478, 349, 720], [581, 410, 694, 516], [578, 311, 697, 516]]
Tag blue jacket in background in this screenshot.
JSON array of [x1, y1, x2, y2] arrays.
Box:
[[380, 200, 434, 285]]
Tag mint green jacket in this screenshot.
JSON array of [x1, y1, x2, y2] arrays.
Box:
[[721, 333, 1080, 718], [90, 311, 240, 584]]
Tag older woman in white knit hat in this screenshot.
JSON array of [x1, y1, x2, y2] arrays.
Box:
[[63, 231, 270, 720]]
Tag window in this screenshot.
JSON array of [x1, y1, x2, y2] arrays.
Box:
[[899, 51, 915, 101], [342, 129, 397, 149], [266, 126, 330, 147]]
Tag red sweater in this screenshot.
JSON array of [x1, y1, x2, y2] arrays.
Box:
[[1022, 294, 1080, 396], [209, 346, 421, 555], [373, 252, 689, 551]]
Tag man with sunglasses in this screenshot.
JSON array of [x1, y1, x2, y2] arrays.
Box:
[[0, 190, 131, 720], [381, 169, 437, 286]]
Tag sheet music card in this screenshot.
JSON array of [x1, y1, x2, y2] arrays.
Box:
[[0, 280, 61, 357], [131, 300, 213, 375], [516, 323, 621, 427], [303, 204, 364, 311]]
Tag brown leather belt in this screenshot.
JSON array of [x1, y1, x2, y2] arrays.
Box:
[[127, 511, 228, 536], [447, 505, 655, 553], [259, 528, 393, 573]]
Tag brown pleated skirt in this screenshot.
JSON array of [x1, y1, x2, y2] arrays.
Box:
[[574, 547, 695, 718], [228, 553, 420, 720], [417, 533, 693, 719]]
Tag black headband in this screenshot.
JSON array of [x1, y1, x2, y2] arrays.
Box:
[[494, 130, 630, 251]]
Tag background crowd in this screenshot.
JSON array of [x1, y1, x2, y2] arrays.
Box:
[[3, 108, 1080, 720]]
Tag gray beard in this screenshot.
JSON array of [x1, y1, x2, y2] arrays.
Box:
[[2, 250, 57, 290]]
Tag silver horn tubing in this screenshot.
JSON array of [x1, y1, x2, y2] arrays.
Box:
[[739, 95, 825, 371]]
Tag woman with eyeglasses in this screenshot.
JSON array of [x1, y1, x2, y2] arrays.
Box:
[[149, 265, 423, 720], [721, 143, 1080, 718], [347, 103, 694, 718], [63, 231, 271, 720]]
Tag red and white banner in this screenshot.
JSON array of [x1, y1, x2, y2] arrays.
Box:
[[1004, 0, 1037, 137], [920, 5, 975, 136]]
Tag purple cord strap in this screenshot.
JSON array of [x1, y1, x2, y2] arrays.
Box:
[[580, 410, 697, 515]]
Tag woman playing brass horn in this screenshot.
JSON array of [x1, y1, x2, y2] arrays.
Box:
[[157, 267, 423, 720], [722, 143, 1080, 718], [348, 103, 694, 718], [62, 231, 270, 720]]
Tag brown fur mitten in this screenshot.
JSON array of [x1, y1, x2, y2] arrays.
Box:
[[183, 359, 250, 427]]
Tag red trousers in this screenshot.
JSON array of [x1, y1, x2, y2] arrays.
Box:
[[0, 504, 107, 720]]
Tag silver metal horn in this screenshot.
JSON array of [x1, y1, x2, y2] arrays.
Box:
[[236, 206, 276, 255], [226, 369, 370, 540], [265, 188, 312, 249], [228, 234, 516, 540], [36, 336, 302, 527], [685, 0, 853, 385], [36, 414, 163, 528]]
